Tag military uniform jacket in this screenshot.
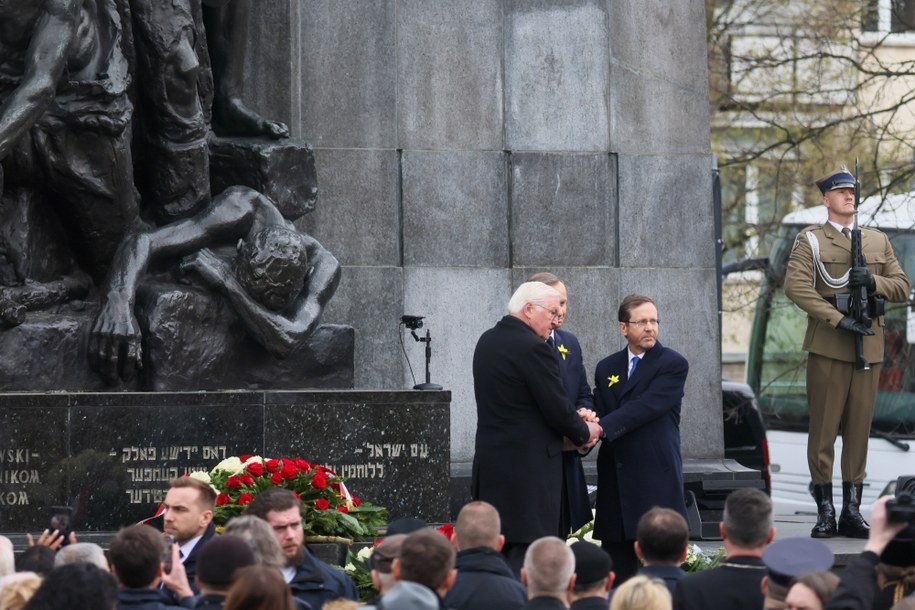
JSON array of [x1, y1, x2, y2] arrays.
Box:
[[784, 223, 909, 364]]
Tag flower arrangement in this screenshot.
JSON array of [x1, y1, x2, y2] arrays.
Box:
[[191, 454, 387, 541], [343, 545, 377, 601], [681, 543, 725, 573], [567, 515, 723, 574]]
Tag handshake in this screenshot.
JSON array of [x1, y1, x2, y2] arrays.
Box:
[[568, 407, 603, 450]]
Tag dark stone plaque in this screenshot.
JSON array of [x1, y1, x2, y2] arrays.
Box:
[[266, 392, 451, 523], [0, 391, 450, 535]]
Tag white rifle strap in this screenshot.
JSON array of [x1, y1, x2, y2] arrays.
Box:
[[805, 230, 849, 289]]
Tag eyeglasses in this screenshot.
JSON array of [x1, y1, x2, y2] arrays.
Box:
[[532, 303, 562, 321], [624, 319, 660, 328]]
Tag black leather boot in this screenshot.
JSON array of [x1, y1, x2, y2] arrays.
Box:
[[811, 483, 837, 538], [837, 481, 870, 539]]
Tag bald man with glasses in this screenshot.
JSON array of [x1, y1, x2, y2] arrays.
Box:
[[592, 294, 690, 584]]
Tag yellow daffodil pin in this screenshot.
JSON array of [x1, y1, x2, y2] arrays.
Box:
[[557, 344, 569, 360], [608, 374, 620, 387]]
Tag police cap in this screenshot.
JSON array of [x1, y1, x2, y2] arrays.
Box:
[[762, 537, 834, 587], [816, 169, 856, 195]]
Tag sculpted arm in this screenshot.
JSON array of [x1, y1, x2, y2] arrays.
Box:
[[0, 0, 79, 159], [89, 188, 260, 382]]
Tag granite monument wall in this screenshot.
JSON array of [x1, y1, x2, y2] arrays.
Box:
[[240, 0, 720, 466]]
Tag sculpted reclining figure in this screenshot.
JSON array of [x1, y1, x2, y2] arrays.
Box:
[[89, 186, 341, 385]]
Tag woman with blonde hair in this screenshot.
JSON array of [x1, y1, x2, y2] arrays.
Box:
[[0, 573, 41, 610], [609, 575, 671, 610], [223, 515, 286, 570]]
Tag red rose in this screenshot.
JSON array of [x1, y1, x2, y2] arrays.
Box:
[[293, 492, 301, 500], [247, 462, 265, 477], [216, 493, 231, 506], [265, 459, 280, 473], [239, 474, 255, 486], [315, 498, 330, 511], [295, 458, 311, 472], [352, 497, 361, 507], [238, 493, 254, 506], [226, 476, 242, 490], [311, 473, 328, 490], [330, 481, 341, 491], [437, 523, 455, 540], [271, 472, 283, 485], [282, 462, 298, 480], [337, 505, 349, 514], [240, 454, 253, 462]]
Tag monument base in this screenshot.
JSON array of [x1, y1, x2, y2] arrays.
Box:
[[0, 390, 451, 533]]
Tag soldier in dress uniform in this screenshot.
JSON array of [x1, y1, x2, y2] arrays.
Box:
[[784, 167, 910, 539]]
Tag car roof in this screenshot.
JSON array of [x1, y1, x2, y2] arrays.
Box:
[[783, 190, 915, 231]]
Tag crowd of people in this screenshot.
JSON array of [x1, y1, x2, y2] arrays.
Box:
[[4, 487, 915, 610]]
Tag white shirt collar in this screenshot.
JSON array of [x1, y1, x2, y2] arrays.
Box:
[[178, 535, 203, 562], [827, 219, 851, 234]]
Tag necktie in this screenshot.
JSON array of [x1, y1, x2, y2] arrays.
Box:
[[842, 227, 850, 239], [547, 335, 555, 348], [629, 356, 640, 377]]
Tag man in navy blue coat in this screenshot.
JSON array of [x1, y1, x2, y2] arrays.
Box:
[[592, 294, 689, 583], [528, 272, 595, 537]]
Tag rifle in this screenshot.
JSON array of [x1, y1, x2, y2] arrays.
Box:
[[849, 159, 871, 371]]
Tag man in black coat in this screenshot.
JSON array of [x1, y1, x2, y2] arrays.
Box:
[[674, 489, 774, 610], [527, 272, 595, 537], [444, 501, 526, 610], [161, 477, 218, 599], [472, 281, 603, 573], [109, 524, 189, 610], [246, 487, 358, 610], [569, 541, 614, 610], [521, 537, 577, 610]]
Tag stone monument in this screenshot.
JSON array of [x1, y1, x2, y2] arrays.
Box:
[[0, 0, 450, 533]]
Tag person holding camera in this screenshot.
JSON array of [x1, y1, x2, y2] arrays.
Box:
[[823, 495, 908, 610], [784, 167, 910, 539]]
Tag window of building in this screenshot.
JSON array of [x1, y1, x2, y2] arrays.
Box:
[[864, 0, 915, 33]]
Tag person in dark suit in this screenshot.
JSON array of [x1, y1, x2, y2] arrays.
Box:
[[592, 294, 689, 582], [568, 541, 614, 609], [161, 477, 218, 596], [634, 507, 688, 597], [674, 488, 774, 610], [528, 272, 595, 537], [520, 537, 577, 610], [472, 281, 602, 573]]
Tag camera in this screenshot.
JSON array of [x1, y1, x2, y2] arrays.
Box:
[[887, 475, 915, 523], [401, 315, 424, 330], [162, 534, 175, 574], [49, 506, 72, 545]]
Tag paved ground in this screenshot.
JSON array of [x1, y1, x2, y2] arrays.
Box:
[[694, 513, 868, 568]]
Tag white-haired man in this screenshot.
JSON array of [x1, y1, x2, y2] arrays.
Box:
[[472, 281, 602, 574], [520, 537, 577, 609]]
